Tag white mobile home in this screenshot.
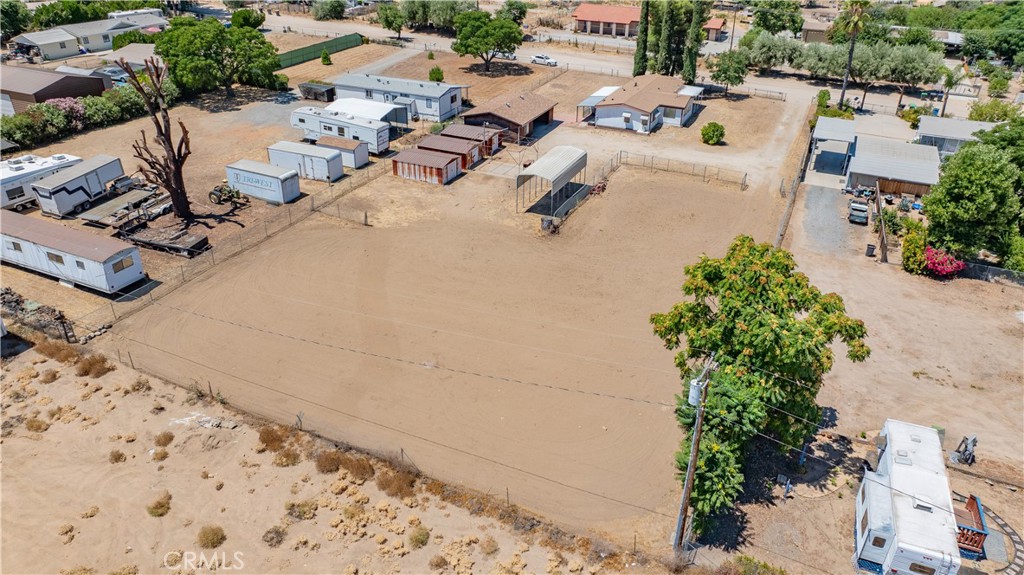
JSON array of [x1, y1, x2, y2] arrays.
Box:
[[332, 74, 464, 122], [0, 210, 145, 294], [31, 155, 124, 218], [291, 107, 390, 154], [1, 153, 82, 211], [593, 75, 695, 133], [226, 160, 301, 205], [854, 419, 962, 575], [315, 136, 370, 169], [267, 141, 344, 182], [10, 29, 80, 60]]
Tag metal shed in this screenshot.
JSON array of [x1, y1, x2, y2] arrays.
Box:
[[439, 124, 503, 156], [298, 82, 336, 102], [267, 141, 344, 182], [416, 135, 482, 169], [515, 146, 588, 216], [315, 136, 370, 169], [225, 160, 301, 205], [847, 136, 940, 196], [391, 149, 461, 185]]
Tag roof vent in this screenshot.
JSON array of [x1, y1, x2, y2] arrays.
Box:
[[913, 495, 933, 511], [910, 434, 922, 443], [896, 449, 909, 457], [11, 165, 24, 171], [895, 456, 912, 466]]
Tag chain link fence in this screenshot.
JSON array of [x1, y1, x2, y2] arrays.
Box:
[[619, 151, 749, 190]]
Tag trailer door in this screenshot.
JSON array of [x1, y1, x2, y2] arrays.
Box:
[[304, 156, 316, 180]]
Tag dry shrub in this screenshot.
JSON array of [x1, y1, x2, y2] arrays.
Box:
[[25, 418, 49, 432], [342, 504, 363, 520], [285, 500, 318, 520], [108, 565, 139, 575], [35, 339, 80, 363], [273, 448, 300, 467], [376, 468, 418, 499], [196, 525, 226, 549], [59, 568, 94, 575], [263, 526, 286, 548], [109, 450, 126, 464], [409, 525, 430, 549], [338, 453, 374, 481], [75, 354, 115, 378], [428, 555, 449, 570], [258, 426, 287, 452], [39, 369, 59, 383], [152, 449, 169, 462], [315, 450, 345, 474], [215, 481, 224, 491], [480, 535, 499, 556], [147, 491, 172, 517], [154, 431, 175, 447], [130, 377, 151, 393]]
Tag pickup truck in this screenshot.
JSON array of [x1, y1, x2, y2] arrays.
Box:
[[848, 199, 869, 225]]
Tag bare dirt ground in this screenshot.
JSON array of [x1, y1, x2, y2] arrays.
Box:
[[264, 31, 328, 53], [0, 337, 619, 575], [278, 43, 402, 87], [381, 51, 563, 105], [534, 71, 622, 120], [100, 166, 779, 556]]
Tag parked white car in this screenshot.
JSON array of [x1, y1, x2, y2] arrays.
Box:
[[531, 54, 558, 66], [494, 51, 517, 60]]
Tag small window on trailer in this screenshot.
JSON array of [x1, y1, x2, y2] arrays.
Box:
[[59, 41, 67, 48], [860, 510, 868, 534], [6, 188, 25, 200], [426, 99, 434, 109], [450, 93, 457, 104], [909, 564, 936, 575], [112, 255, 134, 273], [298, 117, 306, 123], [102, 34, 110, 42], [10, 241, 22, 252], [76, 260, 85, 270], [325, 125, 334, 132], [47, 252, 64, 265], [82, 36, 90, 44], [365, 89, 373, 98]]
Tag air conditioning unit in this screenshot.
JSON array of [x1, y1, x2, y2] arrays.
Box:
[[622, 112, 631, 123]]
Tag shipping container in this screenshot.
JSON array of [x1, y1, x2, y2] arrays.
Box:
[[391, 149, 461, 185], [225, 160, 301, 205], [315, 136, 370, 169], [267, 141, 344, 182]]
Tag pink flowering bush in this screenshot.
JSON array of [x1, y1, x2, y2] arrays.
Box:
[[45, 97, 86, 131], [924, 246, 965, 278]]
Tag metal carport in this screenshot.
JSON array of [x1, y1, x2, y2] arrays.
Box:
[[576, 86, 619, 122], [812, 116, 856, 173], [515, 146, 588, 216]]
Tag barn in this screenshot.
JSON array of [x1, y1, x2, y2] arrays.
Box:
[[1, 66, 106, 116], [439, 124, 503, 156], [391, 149, 461, 185], [416, 135, 482, 169], [461, 92, 556, 143]]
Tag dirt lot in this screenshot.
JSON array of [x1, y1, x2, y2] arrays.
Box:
[[381, 51, 563, 105], [534, 71, 622, 121], [278, 43, 402, 87], [264, 30, 329, 53]]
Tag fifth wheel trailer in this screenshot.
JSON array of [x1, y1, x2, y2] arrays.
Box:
[[225, 160, 301, 205], [1, 153, 82, 211], [0, 209, 145, 294], [290, 106, 390, 154], [267, 141, 344, 182], [30, 154, 124, 217]]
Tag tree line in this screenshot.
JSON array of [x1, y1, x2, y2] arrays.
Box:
[[632, 0, 712, 82]]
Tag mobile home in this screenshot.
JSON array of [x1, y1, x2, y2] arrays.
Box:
[[225, 160, 301, 205], [290, 107, 390, 154], [1, 153, 82, 211], [854, 419, 962, 575], [267, 141, 344, 182], [31, 155, 124, 218], [332, 73, 464, 122], [0, 209, 145, 294]]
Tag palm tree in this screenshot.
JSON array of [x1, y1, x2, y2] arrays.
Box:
[[838, 0, 871, 109], [940, 66, 966, 117]]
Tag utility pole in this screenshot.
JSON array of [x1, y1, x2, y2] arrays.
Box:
[[672, 354, 717, 556], [729, 8, 738, 51]]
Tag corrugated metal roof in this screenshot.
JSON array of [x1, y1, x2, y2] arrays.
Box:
[[848, 136, 940, 185], [315, 136, 366, 151], [227, 159, 298, 179], [59, 19, 135, 38], [578, 85, 619, 108], [12, 29, 77, 46], [105, 43, 161, 67], [704, 18, 726, 30], [392, 149, 460, 169], [516, 146, 587, 194], [332, 74, 464, 99], [917, 116, 997, 141], [813, 116, 857, 144], [417, 135, 479, 155], [440, 124, 502, 142], [0, 65, 77, 95], [268, 141, 342, 160], [1, 209, 136, 263], [32, 155, 120, 189], [325, 98, 403, 121]]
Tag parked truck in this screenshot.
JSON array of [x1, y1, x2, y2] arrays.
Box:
[[1, 154, 82, 212], [31, 155, 124, 218]]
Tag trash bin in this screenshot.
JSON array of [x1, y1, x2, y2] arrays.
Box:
[[866, 244, 877, 257]]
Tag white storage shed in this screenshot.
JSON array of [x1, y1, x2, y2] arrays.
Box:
[[226, 160, 301, 205], [1, 153, 82, 211], [315, 136, 370, 169], [291, 106, 390, 154], [267, 141, 344, 182], [31, 154, 124, 217], [0, 209, 145, 294]]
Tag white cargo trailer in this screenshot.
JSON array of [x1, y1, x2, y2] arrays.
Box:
[[225, 160, 301, 205], [0, 210, 145, 294], [290, 106, 390, 154], [267, 141, 344, 182], [31, 155, 124, 218], [1, 153, 82, 211]]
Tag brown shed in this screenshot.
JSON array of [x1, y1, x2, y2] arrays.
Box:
[[391, 149, 461, 185], [416, 135, 482, 169], [440, 124, 503, 156], [1, 66, 106, 115], [461, 92, 557, 143]]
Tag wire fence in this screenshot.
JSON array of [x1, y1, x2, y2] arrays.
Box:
[[702, 83, 788, 102], [619, 151, 749, 190]]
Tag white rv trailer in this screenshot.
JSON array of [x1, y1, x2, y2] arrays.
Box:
[[325, 98, 410, 125], [0, 210, 145, 294], [1, 153, 82, 211], [854, 419, 962, 575], [290, 106, 390, 154], [225, 160, 301, 205], [267, 141, 344, 182], [31, 155, 124, 218]]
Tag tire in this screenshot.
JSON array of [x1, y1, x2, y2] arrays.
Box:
[[209, 192, 221, 204], [73, 203, 84, 214], [82, 200, 91, 210], [14, 203, 24, 212]]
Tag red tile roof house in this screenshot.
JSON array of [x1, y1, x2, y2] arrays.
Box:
[[571, 3, 641, 37]]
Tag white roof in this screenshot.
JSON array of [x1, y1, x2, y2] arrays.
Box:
[[32, 154, 120, 189], [869, 420, 961, 557], [293, 106, 388, 130], [13, 29, 77, 46], [678, 85, 705, 97], [917, 116, 998, 142], [1, 154, 81, 182], [848, 136, 941, 185], [813, 116, 857, 144], [268, 140, 342, 160], [227, 159, 298, 180], [324, 98, 402, 121], [516, 146, 587, 193], [105, 43, 161, 67], [578, 86, 619, 108], [332, 73, 465, 98]]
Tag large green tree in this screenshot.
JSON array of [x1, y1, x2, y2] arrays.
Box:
[[837, 0, 871, 108], [924, 145, 1022, 257], [633, 0, 650, 77], [32, 0, 161, 29], [973, 116, 1024, 191], [451, 11, 523, 72], [0, 0, 31, 42], [967, 99, 1023, 122], [795, 42, 845, 79], [850, 42, 891, 109], [652, 236, 869, 530], [430, 0, 476, 32], [377, 4, 407, 40], [748, 31, 800, 73], [496, 0, 529, 25], [231, 8, 265, 29], [888, 44, 943, 107], [707, 49, 749, 93], [156, 18, 279, 97], [681, 0, 710, 84], [752, 0, 804, 36], [312, 0, 346, 21]]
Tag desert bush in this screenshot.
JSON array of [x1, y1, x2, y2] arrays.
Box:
[[898, 104, 934, 129], [315, 450, 345, 473], [34, 339, 80, 363], [197, 525, 226, 549], [39, 369, 59, 383], [108, 565, 139, 575], [28, 102, 70, 142], [429, 555, 448, 570], [479, 535, 499, 555], [109, 450, 127, 464], [273, 448, 300, 467], [154, 431, 175, 447], [338, 453, 374, 481], [147, 491, 172, 517], [0, 112, 41, 148], [409, 525, 430, 549], [701, 122, 725, 145], [231, 8, 265, 29], [376, 468, 418, 499], [130, 376, 151, 393], [427, 50, 435, 60], [286, 500, 318, 520], [429, 65, 444, 82], [343, 504, 364, 520], [258, 425, 287, 451], [902, 220, 927, 274], [45, 97, 86, 131], [321, 48, 332, 65], [873, 207, 905, 236], [103, 85, 146, 119], [988, 74, 1010, 98], [152, 448, 169, 461], [1003, 234, 1024, 272], [75, 354, 115, 378], [263, 526, 286, 547], [25, 418, 50, 432]]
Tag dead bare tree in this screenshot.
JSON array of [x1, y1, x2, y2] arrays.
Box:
[[115, 57, 193, 219]]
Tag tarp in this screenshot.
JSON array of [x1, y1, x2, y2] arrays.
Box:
[[516, 146, 587, 193]]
